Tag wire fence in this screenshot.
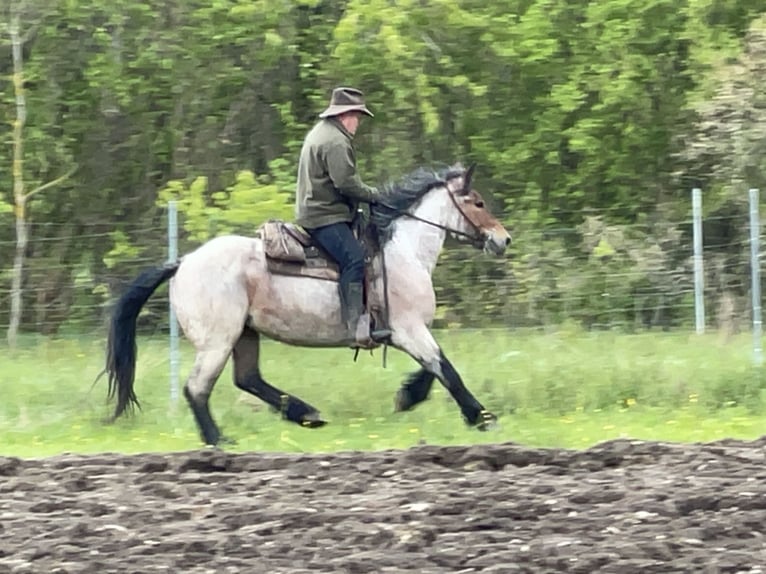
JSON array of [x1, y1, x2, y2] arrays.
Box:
[[3, 187, 765, 404], [0, 189, 763, 341]]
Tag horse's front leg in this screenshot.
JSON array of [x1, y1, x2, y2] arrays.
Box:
[[392, 324, 497, 430]]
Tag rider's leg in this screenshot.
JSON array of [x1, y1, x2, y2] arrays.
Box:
[[305, 222, 366, 337], [306, 222, 390, 344]]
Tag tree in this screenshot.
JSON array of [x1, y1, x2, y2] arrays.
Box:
[[5, 1, 76, 349], [680, 14, 766, 195], [1, 0, 765, 334]]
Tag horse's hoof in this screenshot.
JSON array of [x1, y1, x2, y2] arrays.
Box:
[[301, 419, 328, 429], [300, 412, 328, 429], [218, 435, 238, 446], [394, 388, 411, 412], [475, 410, 499, 432]]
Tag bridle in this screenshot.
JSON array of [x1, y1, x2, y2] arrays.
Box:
[[374, 165, 486, 246]]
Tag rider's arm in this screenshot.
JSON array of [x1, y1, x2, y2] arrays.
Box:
[[325, 142, 378, 202]]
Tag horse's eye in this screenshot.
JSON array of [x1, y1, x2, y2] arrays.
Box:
[[475, 200, 484, 208]]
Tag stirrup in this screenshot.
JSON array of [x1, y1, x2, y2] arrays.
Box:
[[370, 327, 392, 341], [344, 314, 386, 348], [351, 314, 374, 347], [359, 314, 392, 342]]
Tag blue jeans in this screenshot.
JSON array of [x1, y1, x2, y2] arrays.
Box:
[[305, 222, 365, 291]]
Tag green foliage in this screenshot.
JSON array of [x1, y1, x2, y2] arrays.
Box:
[[210, 166, 294, 228], [158, 165, 293, 242], [157, 177, 215, 243], [2, 0, 766, 334], [103, 230, 141, 269], [681, 14, 766, 194]]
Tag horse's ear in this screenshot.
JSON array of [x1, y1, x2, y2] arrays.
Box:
[[462, 162, 476, 194]]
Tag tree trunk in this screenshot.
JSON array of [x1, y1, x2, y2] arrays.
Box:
[[8, 11, 27, 350], [7, 8, 76, 349]]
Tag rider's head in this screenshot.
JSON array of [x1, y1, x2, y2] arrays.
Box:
[[319, 87, 373, 136], [337, 111, 365, 135]]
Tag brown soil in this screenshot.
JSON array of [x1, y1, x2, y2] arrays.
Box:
[[1, 438, 765, 573]]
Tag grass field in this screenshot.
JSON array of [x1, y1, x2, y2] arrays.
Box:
[[2, 327, 765, 459]]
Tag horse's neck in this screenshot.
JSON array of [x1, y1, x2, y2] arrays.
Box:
[[385, 187, 457, 275]]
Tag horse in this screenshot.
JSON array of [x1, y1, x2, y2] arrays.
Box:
[[102, 162, 512, 446]]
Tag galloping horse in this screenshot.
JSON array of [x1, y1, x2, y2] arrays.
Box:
[[102, 163, 512, 446]]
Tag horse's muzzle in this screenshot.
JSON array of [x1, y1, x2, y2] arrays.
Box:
[[483, 231, 511, 255]]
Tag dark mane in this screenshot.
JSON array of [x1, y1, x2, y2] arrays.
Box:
[[370, 163, 465, 241]]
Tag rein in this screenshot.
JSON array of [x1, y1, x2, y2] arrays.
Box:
[[374, 188, 483, 243]]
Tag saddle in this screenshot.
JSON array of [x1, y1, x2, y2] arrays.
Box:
[[256, 218, 391, 360], [255, 219, 388, 367], [256, 219, 341, 282]]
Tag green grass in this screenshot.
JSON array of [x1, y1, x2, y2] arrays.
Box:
[[1, 328, 765, 459]]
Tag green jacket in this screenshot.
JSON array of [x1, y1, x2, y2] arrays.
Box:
[[294, 118, 378, 229]]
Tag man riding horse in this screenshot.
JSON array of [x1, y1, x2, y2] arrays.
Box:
[[294, 86, 392, 348]]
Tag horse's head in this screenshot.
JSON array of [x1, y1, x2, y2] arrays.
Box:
[[444, 163, 511, 255]]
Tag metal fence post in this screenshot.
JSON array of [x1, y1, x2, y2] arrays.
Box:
[[692, 188, 705, 334], [749, 188, 762, 366], [168, 201, 180, 404]]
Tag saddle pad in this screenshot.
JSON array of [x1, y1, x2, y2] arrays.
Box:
[[266, 258, 339, 282]]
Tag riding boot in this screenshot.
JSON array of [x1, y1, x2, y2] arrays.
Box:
[[342, 281, 392, 347]]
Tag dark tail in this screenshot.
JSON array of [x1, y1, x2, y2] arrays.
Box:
[[104, 262, 180, 421]]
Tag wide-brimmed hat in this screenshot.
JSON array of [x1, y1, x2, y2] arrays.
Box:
[[319, 86, 374, 119]]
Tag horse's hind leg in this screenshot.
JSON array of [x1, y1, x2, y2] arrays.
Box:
[[394, 368, 435, 412], [184, 347, 232, 446], [232, 327, 327, 428]]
